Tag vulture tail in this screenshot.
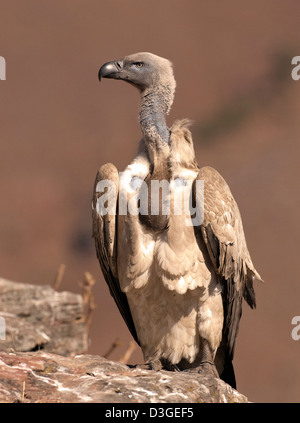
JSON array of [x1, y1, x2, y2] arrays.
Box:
[[220, 359, 236, 389]]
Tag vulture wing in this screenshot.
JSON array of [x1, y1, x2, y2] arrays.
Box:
[[92, 163, 139, 344], [194, 166, 262, 360]]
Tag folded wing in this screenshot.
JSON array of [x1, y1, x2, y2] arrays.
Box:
[[194, 166, 262, 360], [92, 163, 139, 344]]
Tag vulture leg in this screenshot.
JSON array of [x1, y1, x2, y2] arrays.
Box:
[[197, 339, 219, 378], [181, 339, 219, 378]]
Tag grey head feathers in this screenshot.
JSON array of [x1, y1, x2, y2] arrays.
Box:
[[99, 52, 177, 147], [99, 52, 176, 111]]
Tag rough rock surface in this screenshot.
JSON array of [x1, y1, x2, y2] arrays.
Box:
[[0, 278, 87, 355], [0, 351, 248, 403], [0, 279, 248, 403]]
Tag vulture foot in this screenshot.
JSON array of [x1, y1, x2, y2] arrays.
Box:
[[196, 361, 219, 378], [183, 339, 219, 378], [180, 361, 219, 378], [129, 360, 163, 371]]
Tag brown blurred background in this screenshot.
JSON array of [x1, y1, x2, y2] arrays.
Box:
[[1, 0, 300, 402]]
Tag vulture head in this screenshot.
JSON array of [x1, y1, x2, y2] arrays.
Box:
[[99, 52, 176, 114]]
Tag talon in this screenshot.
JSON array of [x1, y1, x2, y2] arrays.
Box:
[[129, 360, 162, 371], [172, 364, 181, 372]]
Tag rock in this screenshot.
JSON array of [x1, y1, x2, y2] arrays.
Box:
[[0, 351, 248, 403], [0, 278, 88, 355], [0, 278, 249, 403]]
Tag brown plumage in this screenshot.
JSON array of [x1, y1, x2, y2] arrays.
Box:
[[93, 53, 262, 388]]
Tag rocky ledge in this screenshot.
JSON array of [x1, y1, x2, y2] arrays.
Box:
[[0, 351, 248, 403], [0, 277, 248, 403]]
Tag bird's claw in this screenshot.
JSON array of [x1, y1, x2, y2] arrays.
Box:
[[129, 360, 162, 371]]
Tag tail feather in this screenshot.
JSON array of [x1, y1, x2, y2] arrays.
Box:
[[220, 359, 236, 389]]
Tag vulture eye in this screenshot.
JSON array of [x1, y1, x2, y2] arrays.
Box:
[[135, 62, 144, 68]]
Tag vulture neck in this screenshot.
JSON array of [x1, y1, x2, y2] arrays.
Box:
[[139, 86, 173, 163]]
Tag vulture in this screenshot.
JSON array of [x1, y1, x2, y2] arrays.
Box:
[[92, 52, 262, 388]]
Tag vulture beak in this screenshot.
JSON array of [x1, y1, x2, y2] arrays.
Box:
[[98, 60, 123, 81]]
